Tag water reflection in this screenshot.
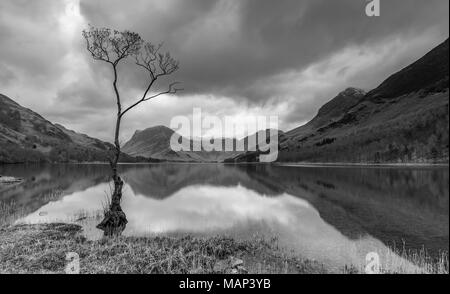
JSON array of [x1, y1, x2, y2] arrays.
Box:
[[1, 163, 448, 271]]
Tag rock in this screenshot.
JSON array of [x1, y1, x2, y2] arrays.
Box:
[[0, 176, 23, 184], [237, 266, 248, 274], [230, 256, 244, 268], [214, 257, 246, 274]]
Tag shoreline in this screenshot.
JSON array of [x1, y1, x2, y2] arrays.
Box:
[[1, 222, 447, 274], [0, 223, 329, 274], [275, 162, 449, 168], [1, 161, 448, 167]]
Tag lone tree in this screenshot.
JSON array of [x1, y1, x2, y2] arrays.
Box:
[[82, 26, 181, 236]]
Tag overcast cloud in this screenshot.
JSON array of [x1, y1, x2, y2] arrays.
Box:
[[0, 0, 448, 141]]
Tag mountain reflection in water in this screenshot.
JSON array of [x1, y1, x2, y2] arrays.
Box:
[[1, 163, 448, 271]]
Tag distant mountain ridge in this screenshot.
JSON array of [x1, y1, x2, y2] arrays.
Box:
[[123, 126, 174, 159], [122, 125, 243, 162]]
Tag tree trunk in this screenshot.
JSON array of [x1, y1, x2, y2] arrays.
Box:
[[96, 102, 128, 237]]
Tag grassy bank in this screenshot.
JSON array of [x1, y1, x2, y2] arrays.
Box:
[[0, 199, 447, 274], [0, 223, 327, 274], [1, 222, 448, 274]]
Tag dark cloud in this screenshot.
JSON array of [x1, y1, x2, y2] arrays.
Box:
[[0, 0, 68, 77], [57, 81, 111, 110], [80, 0, 449, 102]]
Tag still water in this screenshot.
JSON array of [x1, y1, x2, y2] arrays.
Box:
[[1, 163, 448, 271]]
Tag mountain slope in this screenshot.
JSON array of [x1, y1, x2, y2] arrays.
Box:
[[366, 38, 449, 101], [0, 94, 112, 163], [54, 123, 112, 152], [286, 87, 367, 140], [122, 126, 177, 160], [279, 39, 449, 163]]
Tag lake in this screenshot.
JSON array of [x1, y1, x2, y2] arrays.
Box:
[[1, 163, 448, 272]]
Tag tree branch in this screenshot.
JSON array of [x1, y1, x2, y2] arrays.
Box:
[[120, 82, 183, 118], [83, 25, 181, 155]]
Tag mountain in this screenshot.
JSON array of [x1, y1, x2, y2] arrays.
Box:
[[122, 126, 179, 160], [122, 126, 242, 162], [279, 38, 449, 163], [225, 129, 285, 163], [54, 123, 111, 152], [286, 87, 367, 140], [122, 125, 284, 162], [366, 38, 449, 101], [0, 93, 111, 163]]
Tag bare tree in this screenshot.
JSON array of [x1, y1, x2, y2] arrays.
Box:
[[82, 26, 181, 235]]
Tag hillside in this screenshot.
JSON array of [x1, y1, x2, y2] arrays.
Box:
[[278, 39, 449, 163], [286, 87, 367, 140], [0, 94, 110, 163], [366, 38, 449, 101]]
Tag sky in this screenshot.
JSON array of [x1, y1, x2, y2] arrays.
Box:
[[0, 0, 448, 142]]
